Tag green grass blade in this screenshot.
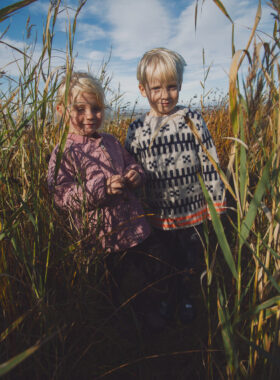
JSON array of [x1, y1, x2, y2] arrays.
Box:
[[0, 312, 29, 343], [237, 330, 280, 369], [244, 296, 280, 321], [239, 153, 273, 248], [217, 286, 238, 374], [212, 0, 233, 24], [0, 0, 37, 23], [198, 174, 238, 280], [0, 330, 55, 377], [0, 343, 40, 377], [239, 109, 247, 210]]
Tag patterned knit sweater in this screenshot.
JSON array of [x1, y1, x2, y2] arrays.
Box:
[[125, 106, 226, 230]]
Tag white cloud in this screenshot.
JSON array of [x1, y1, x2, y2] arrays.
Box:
[[29, 0, 50, 15], [77, 0, 274, 107], [1, 0, 275, 108], [105, 0, 172, 59], [76, 24, 107, 43], [0, 36, 67, 83], [87, 50, 109, 61], [169, 1, 233, 66], [0, 37, 29, 76], [82, 0, 107, 17]]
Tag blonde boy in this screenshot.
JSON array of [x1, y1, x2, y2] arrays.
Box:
[[125, 48, 226, 323]]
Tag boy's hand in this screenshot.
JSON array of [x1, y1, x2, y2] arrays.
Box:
[[106, 175, 125, 195], [124, 170, 141, 188]]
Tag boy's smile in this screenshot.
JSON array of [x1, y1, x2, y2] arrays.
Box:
[[62, 92, 103, 137], [139, 77, 180, 117]]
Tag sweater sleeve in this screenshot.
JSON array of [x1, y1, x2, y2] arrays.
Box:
[[47, 145, 107, 211], [191, 112, 226, 216], [124, 121, 145, 182], [125, 120, 140, 158]]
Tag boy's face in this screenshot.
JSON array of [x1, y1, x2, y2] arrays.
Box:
[[58, 92, 103, 137], [139, 75, 180, 116]]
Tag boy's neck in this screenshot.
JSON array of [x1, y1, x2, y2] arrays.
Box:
[[148, 106, 179, 117]]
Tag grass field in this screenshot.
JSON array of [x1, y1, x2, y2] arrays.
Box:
[[0, 0, 279, 379]]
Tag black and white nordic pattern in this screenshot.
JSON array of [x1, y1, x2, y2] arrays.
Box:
[[125, 106, 225, 228]]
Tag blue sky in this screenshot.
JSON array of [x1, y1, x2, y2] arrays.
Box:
[[0, 0, 274, 109]]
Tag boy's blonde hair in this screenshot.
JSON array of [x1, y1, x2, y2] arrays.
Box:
[[57, 71, 105, 109], [137, 48, 186, 87]]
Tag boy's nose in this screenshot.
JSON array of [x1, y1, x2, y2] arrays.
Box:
[[161, 88, 169, 98]]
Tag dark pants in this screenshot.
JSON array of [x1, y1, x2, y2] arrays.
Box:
[[155, 224, 204, 272], [154, 225, 204, 303], [104, 225, 204, 313], [104, 232, 171, 313]]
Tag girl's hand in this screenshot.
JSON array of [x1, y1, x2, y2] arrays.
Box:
[[124, 170, 141, 188], [106, 175, 125, 195]]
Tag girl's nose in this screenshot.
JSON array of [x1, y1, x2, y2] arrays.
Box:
[[85, 108, 95, 119]]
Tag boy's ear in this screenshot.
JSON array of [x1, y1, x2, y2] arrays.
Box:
[[139, 84, 147, 98]]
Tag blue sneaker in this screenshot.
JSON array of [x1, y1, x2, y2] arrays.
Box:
[[179, 297, 196, 324]]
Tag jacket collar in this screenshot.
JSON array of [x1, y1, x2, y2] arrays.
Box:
[[67, 132, 103, 146]]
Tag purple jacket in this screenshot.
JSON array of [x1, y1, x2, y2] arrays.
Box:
[[47, 133, 151, 252]]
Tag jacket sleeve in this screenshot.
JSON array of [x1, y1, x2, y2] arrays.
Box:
[[122, 147, 145, 183], [191, 112, 226, 216], [47, 146, 107, 211], [123, 126, 146, 182]]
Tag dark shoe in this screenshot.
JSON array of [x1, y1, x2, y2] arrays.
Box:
[[159, 300, 175, 321], [143, 311, 167, 332], [179, 297, 196, 324]]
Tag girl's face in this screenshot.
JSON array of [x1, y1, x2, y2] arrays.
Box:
[[62, 92, 103, 137]]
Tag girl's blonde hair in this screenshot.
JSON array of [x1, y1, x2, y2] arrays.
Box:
[[137, 48, 186, 87], [57, 71, 105, 109]]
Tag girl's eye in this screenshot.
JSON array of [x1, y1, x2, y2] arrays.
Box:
[[92, 107, 101, 112], [72, 105, 102, 113]]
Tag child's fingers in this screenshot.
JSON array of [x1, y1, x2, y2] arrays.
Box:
[[124, 170, 134, 180], [125, 170, 141, 187], [106, 175, 125, 195], [125, 170, 139, 181]]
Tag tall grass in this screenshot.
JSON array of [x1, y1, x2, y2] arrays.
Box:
[[0, 1, 92, 376], [0, 0, 279, 379], [197, 1, 280, 378]]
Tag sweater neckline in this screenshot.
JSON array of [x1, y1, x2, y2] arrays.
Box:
[[144, 105, 187, 123]]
